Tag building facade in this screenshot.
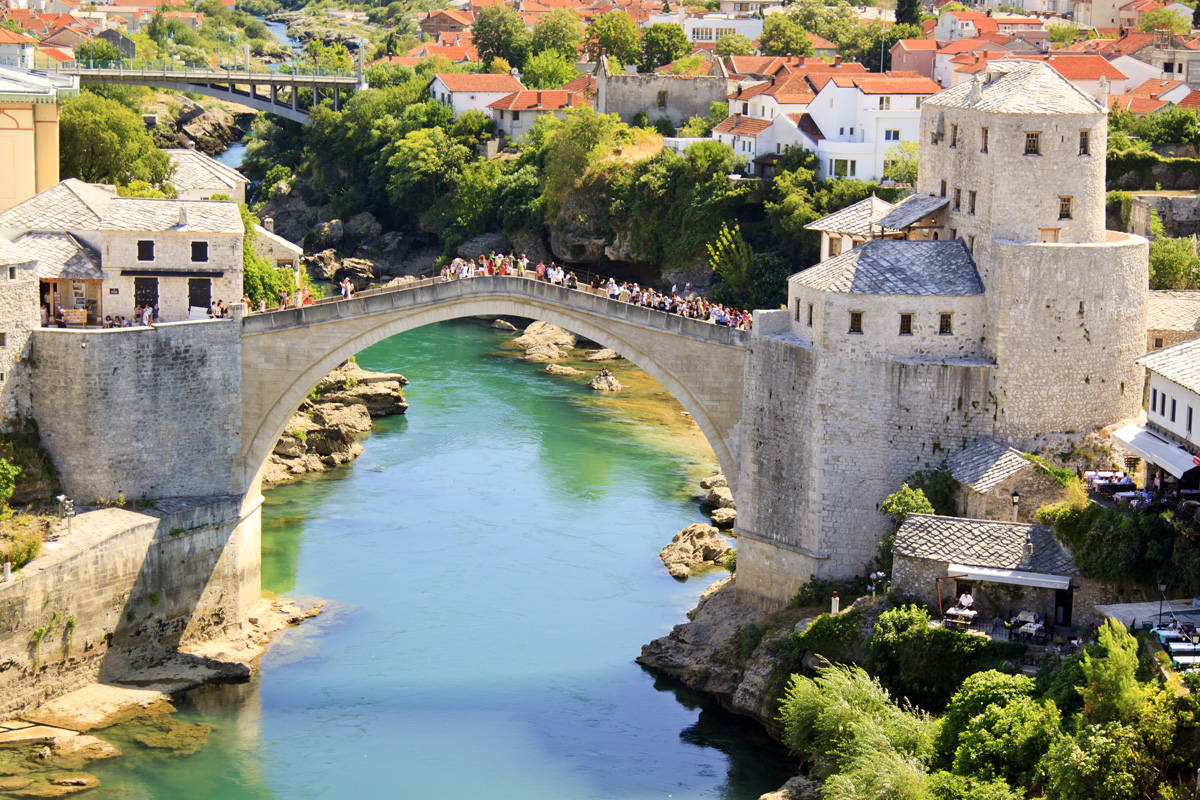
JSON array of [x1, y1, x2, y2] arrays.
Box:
[[0, 66, 75, 213]]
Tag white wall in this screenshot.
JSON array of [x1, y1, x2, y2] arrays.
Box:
[[1148, 373, 1200, 448]]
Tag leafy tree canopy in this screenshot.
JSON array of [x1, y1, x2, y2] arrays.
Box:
[[759, 14, 813, 58], [60, 93, 173, 188], [715, 33, 755, 58], [531, 8, 584, 61], [522, 49, 577, 89], [472, 4, 531, 69], [640, 23, 690, 72], [585, 10, 642, 66]]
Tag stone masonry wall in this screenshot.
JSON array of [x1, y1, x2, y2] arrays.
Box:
[[0, 496, 261, 717], [31, 316, 242, 501], [0, 254, 38, 429], [597, 72, 729, 125]]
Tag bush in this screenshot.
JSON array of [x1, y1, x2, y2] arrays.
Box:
[[735, 620, 772, 659], [6, 529, 40, 569], [794, 611, 862, 664], [791, 574, 868, 609], [927, 772, 1022, 800], [951, 696, 1064, 787], [936, 670, 1036, 767], [0, 459, 22, 506], [631, 111, 650, 128], [653, 116, 676, 137]]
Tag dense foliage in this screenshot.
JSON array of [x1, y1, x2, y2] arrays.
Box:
[[59, 94, 173, 189]]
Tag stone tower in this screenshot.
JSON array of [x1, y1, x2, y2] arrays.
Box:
[[920, 61, 1148, 438]]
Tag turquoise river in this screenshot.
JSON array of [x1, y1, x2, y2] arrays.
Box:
[[78, 320, 796, 799]]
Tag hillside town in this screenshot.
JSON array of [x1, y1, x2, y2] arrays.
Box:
[[2, 0, 1200, 793]]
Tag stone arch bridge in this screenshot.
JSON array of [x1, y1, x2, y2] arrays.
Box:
[[239, 276, 749, 497]]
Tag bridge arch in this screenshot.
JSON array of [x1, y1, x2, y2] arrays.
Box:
[[239, 278, 748, 499]]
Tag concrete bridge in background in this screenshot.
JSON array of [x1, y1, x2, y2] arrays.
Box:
[[239, 276, 750, 496]]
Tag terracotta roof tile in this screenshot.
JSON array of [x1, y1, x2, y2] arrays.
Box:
[[488, 89, 588, 110], [895, 38, 938, 50], [434, 72, 524, 93], [1108, 95, 1169, 113], [712, 113, 772, 135], [853, 75, 942, 94], [1129, 77, 1186, 96]]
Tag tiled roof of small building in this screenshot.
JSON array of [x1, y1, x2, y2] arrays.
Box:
[[947, 437, 1032, 493], [923, 60, 1104, 115], [15, 232, 102, 280], [804, 195, 896, 236], [1148, 290, 1200, 332], [791, 239, 984, 296], [712, 114, 772, 136], [785, 112, 825, 141], [165, 149, 247, 194], [0, 179, 116, 232], [0, 237, 34, 267], [1136, 337, 1200, 393], [434, 72, 524, 93], [98, 198, 243, 234], [894, 513, 1080, 576], [877, 193, 949, 229]]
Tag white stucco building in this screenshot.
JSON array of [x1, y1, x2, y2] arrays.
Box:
[[428, 73, 525, 118], [1115, 340, 1200, 486]]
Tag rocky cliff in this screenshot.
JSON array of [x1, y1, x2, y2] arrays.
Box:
[[263, 361, 408, 484]]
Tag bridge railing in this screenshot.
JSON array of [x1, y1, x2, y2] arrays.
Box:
[[34, 59, 357, 79]]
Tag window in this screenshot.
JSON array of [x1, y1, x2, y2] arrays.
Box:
[[832, 159, 855, 178], [1079, 130, 1090, 155], [136, 240, 155, 261], [188, 278, 211, 311], [849, 311, 863, 333], [6, 267, 14, 280], [940, 179, 946, 198], [968, 235, 975, 252], [950, 123, 958, 148], [981, 126, 988, 153], [742, 102, 748, 115], [884, 129, 900, 141], [950, 228, 957, 240], [1188, 406, 1193, 433], [1025, 131, 1040, 155], [1172, 397, 1177, 422], [899, 313, 913, 335], [0, 333, 7, 347], [1152, 387, 1159, 413], [134, 276, 158, 308], [954, 188, 961, 211], [807, 303, 813, 327], [879, 95, 891, 110], [191, 241, 209, 262], [1059, 196, 1073, 220], [968, 190, 976, 215], [938, 313, 953, 335], [1155, 337, 1164, 348], [829, 237, 842, 257], [512, 110, 520, 121], [795, 299, 801, 321], [1162, 392, 1168, 415]]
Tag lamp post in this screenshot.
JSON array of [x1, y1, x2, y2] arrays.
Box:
[[55, 494, 74, 539], [869, 571, 887, 600], [1159, 578, 1168, 627], [1011, 490, 1021, 522]]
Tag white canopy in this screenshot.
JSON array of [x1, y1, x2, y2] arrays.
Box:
[[1112, 423, 1197, 479], [948, 563, 1071, 591]]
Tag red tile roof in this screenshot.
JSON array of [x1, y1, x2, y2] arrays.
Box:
[[785, 112, 825, 141], [807, 32, 836, 49], [1130, 78, 1186, 96], [852, 75, 942, 93], [936, 38, 1007, 54], [407, 44, 480, 61], [1108, 94, 1169, 113], [895, 38, 939, 50], [434, 72, 524, 92], [1010, 53, 1127, 81], [1180, 89, 1200, 109], [712, 113, 772, 136], [489, 90, 588, 110], [561, 74, 596, 94], [0, 28, 34, 44]]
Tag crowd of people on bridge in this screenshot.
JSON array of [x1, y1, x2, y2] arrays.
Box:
[[436, 252, 753, 331]]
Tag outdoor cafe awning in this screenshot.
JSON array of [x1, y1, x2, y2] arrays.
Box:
[[948, 563, 1071, 591], [1112, 423, 1198, 479]]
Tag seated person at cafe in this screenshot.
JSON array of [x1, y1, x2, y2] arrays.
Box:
[[957, 590, 974, 610]]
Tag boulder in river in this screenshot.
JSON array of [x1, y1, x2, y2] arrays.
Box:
[[659, 523, 731, 579], [301, 249, 340, 281], [699, 471, 727, 490], [492, 319, 518, 331], [587, 374, 622, 391], [706, 486, 735, 509], [585, 348, 622, 361], [710, 507, 736, 529], [513, 321, 577, 349], [544, 364, 584, 375], [524, 343, 564, 362]]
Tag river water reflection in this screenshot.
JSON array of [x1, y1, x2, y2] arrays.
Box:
[[83, 321, 796, 799]]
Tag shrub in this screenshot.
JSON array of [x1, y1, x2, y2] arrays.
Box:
[[653, 117, 676, 137], [7, 529, 41, 569], [927, 772, 1022, 800], [791, 574, 868, 609], [631, 112, 650, 128], [723, 548, 736, 572], [936, 670, 1036, 767], [951, 696, 1064, 787], [878, 483, 935, 571], [794, 611, 862, 664], [735, 620, 772, 659], [0, 458, 22, 506], [1079, 619, 1144, 725]]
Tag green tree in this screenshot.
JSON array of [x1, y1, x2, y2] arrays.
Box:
[[487, 56, 512, 74], [531, 8, 584, 60], [640, 23, 690, 72], [585, 10, 642, 66], [1079, 619, 1144, 724], [385, 127, 470, 210], [1043, 724, 1148, 800], [82, 84, 146, 113], [60, 93, 173, 187], [715, 33, 755, 57], [936, 670, 1036, 767], [1194, 1, 1200, 31], [951, 697, 1064, 787], [877, 483, 934, 571], [787, 0, 858, 45], [1139, 7, 1190, 33], [706, 222, 755, 305], [1047, 20, 1081, 44], [896, 0, 921, 27], [472, 4, 532, 69], [759, 14, 812, 57], [840, 20, 924, 71], [75, 39, 122, 64], [522, 49, 577, 88], [883, 140, 919, 184], [0, 459, 23, 507]]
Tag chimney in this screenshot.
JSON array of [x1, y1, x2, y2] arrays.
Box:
[[178, 207, 188, 227], [263, 217, 275, 233], [1097, 74, 1108, 106], [969, 73, 982, 103], [536, 90, 542, 106], [834, 55, 842, 65]]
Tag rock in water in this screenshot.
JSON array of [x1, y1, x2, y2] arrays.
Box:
[[301, 249, 340, 281], [758, 776, 824, 800], [585, 348, 622, 361], [523, 343, 563, 362], [544, 364, 584, 375], [659, 523, 731, 579], [492, 319, 518, 331], [587, 375, 622, 391], [513, 320, 578, 349], [699, 471, 727, 490], [710, 507, 737, 529], [706, 486, 735, 509]]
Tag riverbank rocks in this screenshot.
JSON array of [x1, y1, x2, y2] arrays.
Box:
[[585, 348, 622, 361], [492, 319, 518, 331], [706, 486, 735, 509], [545, 364, 584, 376], [263, 361, 409, 484], [513, 321, 578, 349], [710, 507, 736, 529], [524, 343, 564, 362], [301, 249, 340, 281], [699, 471, 727, 490], [587, 374, 622, 391], [305, 219, 344, 252], [457, 231, 510, 260], [659, 523, 731, 579], [334, 257, 376, 290], [758, 777, 823, 800]]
